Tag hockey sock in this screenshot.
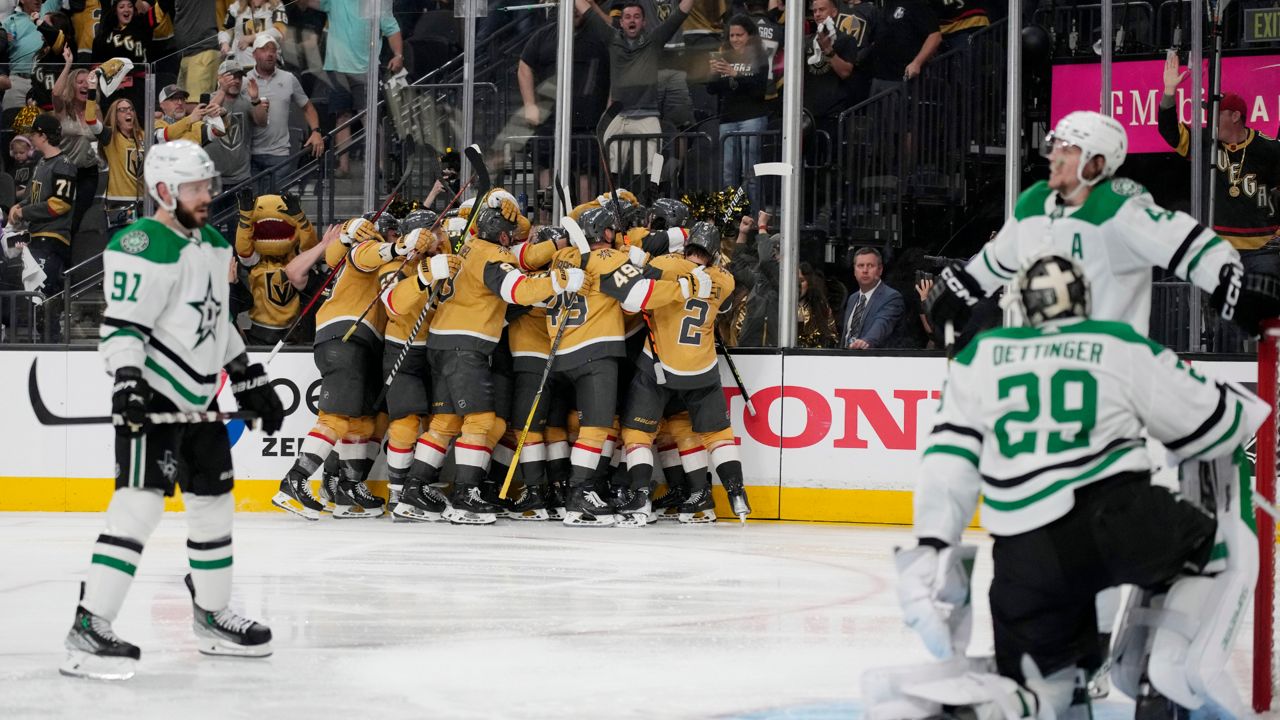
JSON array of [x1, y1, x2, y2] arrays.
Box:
[[322, 452, 339, 480], [570, 427, 608, 486], [679, 444, 710, 493], [184, 493, 234, 612], [455, 427, 494, 487], [286, 428, 338, 481], [337, 435, 366, 483], [709, 444, 745, 493], [488, 431, 517, 486], [519, 432, 548, 487], [626, 444, 655, 491], [410, 434, 448, 486], [82, 488, 164, 621], [659, 442, 684, 493]]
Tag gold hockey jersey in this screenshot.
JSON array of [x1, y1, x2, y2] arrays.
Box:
[[508, 305, 550, 373], [642, 253, 735, 388], [101, 129, 143, 202], [381, 260, 435, 346], [235, 198, 318, 331], [315, 239, 388, 345]]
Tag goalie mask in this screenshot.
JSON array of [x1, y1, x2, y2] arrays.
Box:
[[1015, 255, 1091, 326]]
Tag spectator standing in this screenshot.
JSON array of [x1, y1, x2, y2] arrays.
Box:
[[206, 59, 254, 233], [98, 97, 144, 230], [245, 34, 324, 191], [801, 0, 871, 123], [1158, 51, 1280, 269], [746, 0, 783, 118], [51, 46, 102, 239], [10, 134, 36, 202], [871, 0, 941, 95], [796, 261, 837, 348], [517, 3, 610, 207], [136, 0, 177, 86], [316, 0, 404, 178], [578, 0, 695, 181], [3, 0, 45, 112], [931, 0, 989, 52], [838, 247, 904, 349], [173, 0, 221, 97], [10, 112, 75, 338], [708, 15, 767, 206], [154, 83, 223, 144], [64, 0, 101, 61], [92, 0, 153, 113], [0, 11, 12, 113], [220, 0, 288, 70]]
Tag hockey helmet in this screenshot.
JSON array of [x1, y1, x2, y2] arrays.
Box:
[[144, 139, 219, 211], [473, 205, 518, 244], [1015, 255, 1091, 326], [685, 221, 722, 261], [400, 208, 439, 234], [536, 225, 568, 245], [1044, 111, 1128, 188], [363, 211, 401, 240], [648, 198, 690, 231], [578, 206, 615, 243]]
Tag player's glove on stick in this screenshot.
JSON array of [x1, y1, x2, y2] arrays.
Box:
[[417, 253, 462, 289], [228, 361, 285, 434], [924, 264, 983, 332], [894, 543, 976, 660], [1212, 263, 1280, 337], [552, 267, 585, 295], [112, 367, 150, 438]]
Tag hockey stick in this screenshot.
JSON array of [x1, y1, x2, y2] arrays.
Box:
[[339, 173, 477, 343], [715, 333, 756, 416], [265, 171, 413, 364], [643, 153, 664, 206], [374, 145, 492, 407], [28, 360, 259, 427]]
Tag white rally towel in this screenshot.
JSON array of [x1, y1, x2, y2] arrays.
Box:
[[21, 245, 46, 293]]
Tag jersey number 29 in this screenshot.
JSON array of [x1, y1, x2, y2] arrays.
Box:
[[994, 369, 1098, 459]]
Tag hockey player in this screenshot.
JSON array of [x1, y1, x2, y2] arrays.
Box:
[[413, 191, 581, 524], [617, 220, 751, 524], [62, 140, 285, 680], [926, 110, 1280, 339], [273, 215, 391, 520], [867, 255, 1267, 718]]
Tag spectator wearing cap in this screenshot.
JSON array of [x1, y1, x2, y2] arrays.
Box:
[[92, 0, 153, 114], [220, 0, 288, 70], [51, 44, 103, 240], [154, 83, 225, 145], [245, 33, 324, 193], [207, 59, 255, 232], [9, 112, 77, 338], [174, 0, 221, 97], [1158, 49, 1280, 265], [314, 0, 403, 178]]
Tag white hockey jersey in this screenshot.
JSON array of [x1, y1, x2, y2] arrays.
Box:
[[916, 319, 1268, 541], [99, 218, 245, 411], [966, 178, 1242, 334]]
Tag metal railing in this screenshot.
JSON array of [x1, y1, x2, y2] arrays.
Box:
[[1031, 2, 1158, 57]]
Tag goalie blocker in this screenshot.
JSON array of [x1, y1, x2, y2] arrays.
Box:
[[869, 256, 1269, 719]]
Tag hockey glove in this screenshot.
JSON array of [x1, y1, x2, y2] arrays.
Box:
[[679, 266, 714, 300], [1212, 263, 1280, 337], [626, 244, 648, 268], [894, 543, 976, 660], [552, 266, 585, 295], [405, 228, 439, 257], [418, 253, 462, 289], [924, 263, 984, 334], [339, 217, 380, 246], [111, 367, 150, 438], [228, 361, 285, 435]]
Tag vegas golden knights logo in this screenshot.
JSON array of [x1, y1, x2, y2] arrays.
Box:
[[266, 269, 297, 306], [126, 147, 142, 182]]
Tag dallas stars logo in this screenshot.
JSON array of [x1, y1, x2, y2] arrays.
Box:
[[156, 450, 179, 482], [188, 278, 223, 348]]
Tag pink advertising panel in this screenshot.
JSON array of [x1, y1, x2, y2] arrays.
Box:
[[1050, 55, 1280, 153]]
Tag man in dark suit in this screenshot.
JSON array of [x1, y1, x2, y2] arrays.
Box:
[[839, 247, 904, 349]]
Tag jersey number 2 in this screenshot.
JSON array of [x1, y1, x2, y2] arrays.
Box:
[[679, 299, 709, 345], [994, 369, 1097, 459]]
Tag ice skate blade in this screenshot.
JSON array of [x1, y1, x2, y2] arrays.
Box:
[[503, 508, 550, 521], [270, 493, 320, 521], [615, 512, 650, 528], [678, 510, 717, 524], [562, 511, 617, 527], [443, 507, 497, 525], [193, 632, 272, 658], [60, 650, 137, 680], [332, 503, 384, 519], [655, 509, 681, 522], [391, 502, 443, 523], [547, 506, 567, 520]]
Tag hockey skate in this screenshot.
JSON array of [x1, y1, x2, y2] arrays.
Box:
[[722, 479, 752, 525], [442, 485, 499, 525], [271, 472, 324, 521], [502, 485, 551, 521], [60, 606, 140, 680], [545, 480, 567, 520], [614, 487, 652, 528], [392, 482, 448, 523], [652, 482, 687, 522], [563, 485, 617, 527], [184, 574, 272, 657], [678, 487, 717, 524], [332, 480, 384, 518], [317, 471, 339, 514]]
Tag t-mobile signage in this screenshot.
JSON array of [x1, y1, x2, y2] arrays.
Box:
[[1050, 55, 1280, 154]]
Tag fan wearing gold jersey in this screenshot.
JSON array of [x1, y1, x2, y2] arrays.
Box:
[[273, 217, 391, 521], [619, 221, 751, 524], [413, 192, 577, 524]]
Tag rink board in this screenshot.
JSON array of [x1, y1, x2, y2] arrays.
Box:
[[0, 348, 1257, 523]]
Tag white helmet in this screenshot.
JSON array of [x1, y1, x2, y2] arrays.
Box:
[[1045, 111, 1128, 189], [145, 139, 219, 211]]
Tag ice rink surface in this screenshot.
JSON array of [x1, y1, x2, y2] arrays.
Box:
[[0, 513, 1257, 719]]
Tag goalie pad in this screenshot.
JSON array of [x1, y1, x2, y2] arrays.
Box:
[[894, 543, 978, 659], [862, 655, 1076, 720], [1111, 451, 1258, 718]]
